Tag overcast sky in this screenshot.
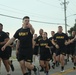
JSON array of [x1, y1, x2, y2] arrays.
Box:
[[0, 0, 76, 37]]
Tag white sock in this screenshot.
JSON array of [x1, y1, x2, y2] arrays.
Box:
[[7, 71, 10, 74], [65, 55, 67, 60]]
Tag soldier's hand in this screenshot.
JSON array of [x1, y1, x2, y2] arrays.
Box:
[[55, 44, 59, 49], [1, 45, 6, 51]]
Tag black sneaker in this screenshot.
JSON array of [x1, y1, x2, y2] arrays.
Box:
[[28, 69, 31, 75], [7, 74, 11, 75], [48, 64, 51, 69], [24, 73, 29, 75], [52, 65, 55, 69], [73, 66, 76, 70], [10, 60, 12, 63], [52, 63, 55, 69], [56, 62, 59, 67], [10, 61, 14, 71], [33, 66, 38, 75], [67, 59, 69, 62], [10, 64, 14, 71], [40, 67, 44, 72], [71, 58, 74, 62]]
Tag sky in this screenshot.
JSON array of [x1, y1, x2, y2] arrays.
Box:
[[0, 0, 76, 37]]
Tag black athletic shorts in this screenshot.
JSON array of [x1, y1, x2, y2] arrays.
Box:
[[0, 47, 10, 60], [16, 48, 19, 61], [33, 46, 39, 55], [74, 46, 76, 55], [18, 48, 33, 62], [74, 50, 76, 55], [56, 47, 66, 56], [51, 46, 56, 54], [66, 45, 70, 54], [40, 51, 51, 61], [7, 46, 12, 57], [16, 52, 19, 61], [70, 47, 75, 56]]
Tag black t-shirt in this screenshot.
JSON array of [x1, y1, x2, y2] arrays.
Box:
[[69, 36, 76, 48], [35, 35, 42, 44], [49, 37, 54, 46], [0, 31, 9, 49], [6, 36, 13, 50], [49, 37, 55, 49], [53, 32, 68, 47], [75, 41, 76, 50], [39, 39, 51, 53], [13, 28, 33, 49], [34, 38, 38, 46], [7, 43, 13, 51]]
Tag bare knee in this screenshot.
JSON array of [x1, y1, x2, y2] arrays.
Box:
[[40, 61, 45, 67], [60, 55, 64, 62], [25, 62, 34, 70]]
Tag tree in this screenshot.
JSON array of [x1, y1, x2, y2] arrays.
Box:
[[68, 23, 76, 35]]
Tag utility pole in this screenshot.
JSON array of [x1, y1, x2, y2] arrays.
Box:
[[75, 19, 76, 24], [64, 0, 67, 33], [60, 0, 69, 33]]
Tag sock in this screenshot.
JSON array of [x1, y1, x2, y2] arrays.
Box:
[[28, 69, 31, 71], [45, 71, 48, 74], [51, 58, 53, 62], [56, 61, 59, 66], [53, 63, 55, 66], [33, 66, 37, 71], [23, 73, 28, 75], [74, 63, 76, 66], [40, 66, 44, 70], [56, 61, 58, 64], [48, 63, 50, 69], [28, 69, 31, 74], [61, 66, 64, 70]]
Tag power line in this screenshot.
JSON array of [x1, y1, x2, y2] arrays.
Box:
[[36, 0, 62, 9], [67, 10, 75, 16], [0, 7, 64, 21], [0, 13, 22, 19], [0, 7, 25, 15], [67, 6, 76, 14], [66, 0, 76, 16], [0, 3, 48, 18], [0, 4, 64, 20], [59, 0, 76, 17], [70, 0, 76, 7], [0, 13, 65, 25], [67, 14, 76, 18]]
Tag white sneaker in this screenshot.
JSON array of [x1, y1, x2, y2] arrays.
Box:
[[61, 70, 65, 73]]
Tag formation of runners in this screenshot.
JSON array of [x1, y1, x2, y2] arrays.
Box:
[[0, 16, 76, 75]]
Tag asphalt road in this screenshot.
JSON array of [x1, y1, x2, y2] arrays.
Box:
[[0, 51, 76, 75]]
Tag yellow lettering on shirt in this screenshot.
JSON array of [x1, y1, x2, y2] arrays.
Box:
[[40, 43, 48, 46], [56, 36, 64, 39], [38, 38, 41, 41], [19, 32, 28, 36]]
